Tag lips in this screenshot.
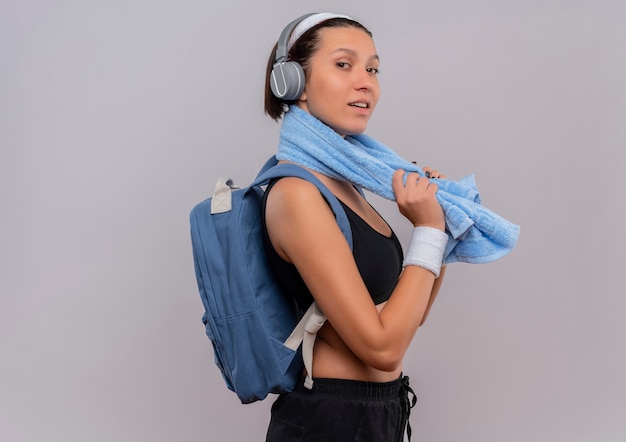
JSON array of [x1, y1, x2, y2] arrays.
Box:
[[349, 101, 370, 109]]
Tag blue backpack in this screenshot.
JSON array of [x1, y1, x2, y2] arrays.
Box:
[[189, 156, 352, 403]]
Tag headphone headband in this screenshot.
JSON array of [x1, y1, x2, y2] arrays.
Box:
[[275, 12, 353, 62]]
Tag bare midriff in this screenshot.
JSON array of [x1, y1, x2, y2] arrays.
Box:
[[311, 301, 402, 383]]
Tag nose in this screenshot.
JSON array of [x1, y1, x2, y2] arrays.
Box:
[[354, 68, 375, 92]]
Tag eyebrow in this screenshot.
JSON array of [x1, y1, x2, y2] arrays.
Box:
[[331, 48, 380, 62]]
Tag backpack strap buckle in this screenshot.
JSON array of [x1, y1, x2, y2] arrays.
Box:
[[284, 302, 326, 390]]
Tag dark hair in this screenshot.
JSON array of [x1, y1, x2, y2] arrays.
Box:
[[264, 18, 372, 121]]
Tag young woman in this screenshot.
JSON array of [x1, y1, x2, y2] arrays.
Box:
[[262, 13, 448, 441]]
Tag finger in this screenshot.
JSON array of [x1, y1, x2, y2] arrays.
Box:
[[423, 167, 445, 179], [392, 169, 407, 195], [426, 181, 439, 195], [413, 174, 431, 191], [406, 172, 422, 188], [422, 166, 434, 179], [392, 169, 405, 186]]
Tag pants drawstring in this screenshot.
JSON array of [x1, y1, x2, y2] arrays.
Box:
[[400, 375, 417, 441]]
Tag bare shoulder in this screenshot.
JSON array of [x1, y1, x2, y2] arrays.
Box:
[[266, 176, 326, 204], [265, 176, 344, 262], [265, 176, 333, 221]]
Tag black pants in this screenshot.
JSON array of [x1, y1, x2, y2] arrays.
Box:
[[266, 375, 416, 442]]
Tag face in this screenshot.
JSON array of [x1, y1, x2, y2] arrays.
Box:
[[297, 26, 380, 137]]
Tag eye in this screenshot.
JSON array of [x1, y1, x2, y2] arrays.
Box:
[[367, 67, 380, 75], [336, 61, 351, 69]]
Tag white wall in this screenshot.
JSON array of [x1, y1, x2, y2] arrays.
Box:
[[2, 1, 625, 441]]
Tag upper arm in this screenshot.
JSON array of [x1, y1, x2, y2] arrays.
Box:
[[264, 178, 384, 356]]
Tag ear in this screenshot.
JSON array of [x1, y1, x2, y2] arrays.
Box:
[[297, 88, 307, 102]]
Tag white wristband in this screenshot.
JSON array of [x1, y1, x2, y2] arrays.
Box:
[[403, 226, 448, 278]]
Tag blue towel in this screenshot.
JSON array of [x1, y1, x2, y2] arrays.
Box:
[[276, 105, 520, 264]]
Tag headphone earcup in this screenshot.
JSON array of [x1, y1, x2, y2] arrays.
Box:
[[270, 61, 305, 101]]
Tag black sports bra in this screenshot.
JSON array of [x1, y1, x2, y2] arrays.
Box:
[[261, 179, 403, 311]]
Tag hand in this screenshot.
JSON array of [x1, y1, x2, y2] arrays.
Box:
[[392, 168, 445, 230]]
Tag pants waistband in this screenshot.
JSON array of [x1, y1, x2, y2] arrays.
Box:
[[309, 375, 406, 400]]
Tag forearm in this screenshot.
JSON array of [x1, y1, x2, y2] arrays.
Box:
[[369, 265, 439, 367], [420, 265, 446, 326], [378, 264, 446, 338], [344, 221, 445, 366]]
